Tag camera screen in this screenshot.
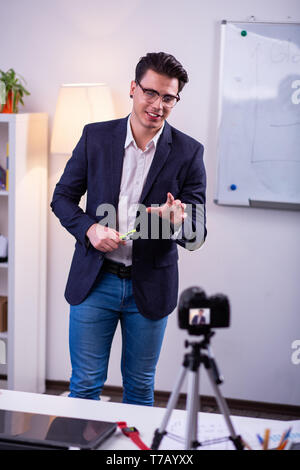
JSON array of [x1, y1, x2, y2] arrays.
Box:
[[189, 308, 211, 326]]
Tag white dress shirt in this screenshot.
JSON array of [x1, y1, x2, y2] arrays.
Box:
[[106, 115, 165, 266]]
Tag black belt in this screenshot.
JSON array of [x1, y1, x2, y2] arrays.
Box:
[[102, 259, 132, 279]]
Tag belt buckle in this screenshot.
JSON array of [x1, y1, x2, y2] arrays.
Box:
[[120, 264, 131, 278], [118, 264, 126, 278]]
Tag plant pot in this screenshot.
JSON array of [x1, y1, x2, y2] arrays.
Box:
[[0, 90, 19, 113]]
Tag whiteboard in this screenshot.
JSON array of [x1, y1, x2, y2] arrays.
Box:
[[215, 21, 300, 210]]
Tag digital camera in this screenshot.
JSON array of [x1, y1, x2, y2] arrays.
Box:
[[178, 286, 230, 335]]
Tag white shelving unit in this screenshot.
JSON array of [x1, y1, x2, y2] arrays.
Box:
[[0, 113, 47, 393]]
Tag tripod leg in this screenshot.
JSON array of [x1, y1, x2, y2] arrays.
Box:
[[206, 367, 244, 450], [151, 365, 187, 450], [185, 369, 200, 450]]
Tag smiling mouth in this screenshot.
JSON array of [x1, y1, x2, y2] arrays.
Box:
[[146, 111, 163, 119]]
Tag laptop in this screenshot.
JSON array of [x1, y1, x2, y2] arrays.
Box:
[[0, 409, 117, 450]]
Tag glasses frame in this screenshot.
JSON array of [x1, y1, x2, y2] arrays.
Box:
[[135, 79, 180, 108]]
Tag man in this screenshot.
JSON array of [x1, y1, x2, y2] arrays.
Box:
[[51, 52, 207, 406], [191, 309, 206, 325]]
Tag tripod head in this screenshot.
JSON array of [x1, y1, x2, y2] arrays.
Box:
[[183, 332, 223, 385], [184, 330, 215, 351]]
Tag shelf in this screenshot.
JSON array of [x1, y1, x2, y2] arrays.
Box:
[[0, 112, 47, 393]]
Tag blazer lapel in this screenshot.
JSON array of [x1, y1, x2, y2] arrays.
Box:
[[139, 121, 172, 204], [110, 116, 128, 208]]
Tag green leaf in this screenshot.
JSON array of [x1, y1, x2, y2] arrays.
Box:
[[13, 91, 18, 112]]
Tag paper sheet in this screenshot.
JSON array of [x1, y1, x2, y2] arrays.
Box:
[[157, 413, 300, 450]]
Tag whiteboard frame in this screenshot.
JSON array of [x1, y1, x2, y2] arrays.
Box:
[[214, 20, 300, 211]]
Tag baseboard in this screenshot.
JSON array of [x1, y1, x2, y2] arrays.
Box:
[[45, 379, 300, 419]]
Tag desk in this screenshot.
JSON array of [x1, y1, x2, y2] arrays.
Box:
[[0, 389, 298, 450]]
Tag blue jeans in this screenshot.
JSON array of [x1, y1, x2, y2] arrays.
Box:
[[69, 271, 168, 406]]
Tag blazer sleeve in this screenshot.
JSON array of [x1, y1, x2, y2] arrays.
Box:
[[171, 143, 207, 251], [50, 125, 97, 247]]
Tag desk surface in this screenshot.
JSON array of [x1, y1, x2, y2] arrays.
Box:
[[0, 389, 298, 450]]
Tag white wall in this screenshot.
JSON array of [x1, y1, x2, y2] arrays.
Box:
[[1, 0, 300, 405]]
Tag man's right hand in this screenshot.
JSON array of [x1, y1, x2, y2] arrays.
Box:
[[86, 224, 126, 253]]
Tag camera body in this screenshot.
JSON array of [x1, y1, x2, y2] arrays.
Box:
[[178, 286, 230, 335]]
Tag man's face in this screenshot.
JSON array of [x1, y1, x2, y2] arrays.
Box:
[[130, 69, 179, 131]]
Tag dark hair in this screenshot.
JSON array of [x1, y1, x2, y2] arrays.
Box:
[[135, 52, 189, 94]]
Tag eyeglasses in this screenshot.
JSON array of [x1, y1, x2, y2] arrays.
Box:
[[135, 79, 180, 108]]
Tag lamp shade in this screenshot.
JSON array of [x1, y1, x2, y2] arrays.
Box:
[[51, 83, 115, 154]]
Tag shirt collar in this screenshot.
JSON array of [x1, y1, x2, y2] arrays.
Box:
[[124, 114, 165, 150]]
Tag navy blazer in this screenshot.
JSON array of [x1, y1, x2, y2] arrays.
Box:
[[50, 116, 207, 320]]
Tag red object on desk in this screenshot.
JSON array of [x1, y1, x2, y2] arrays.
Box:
[[117, 421, 150, 450]]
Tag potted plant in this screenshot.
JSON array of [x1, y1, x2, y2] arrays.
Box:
[[0, 68, 30, 113]]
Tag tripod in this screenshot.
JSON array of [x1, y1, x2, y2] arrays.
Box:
[[151, 331, 244, 450]]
